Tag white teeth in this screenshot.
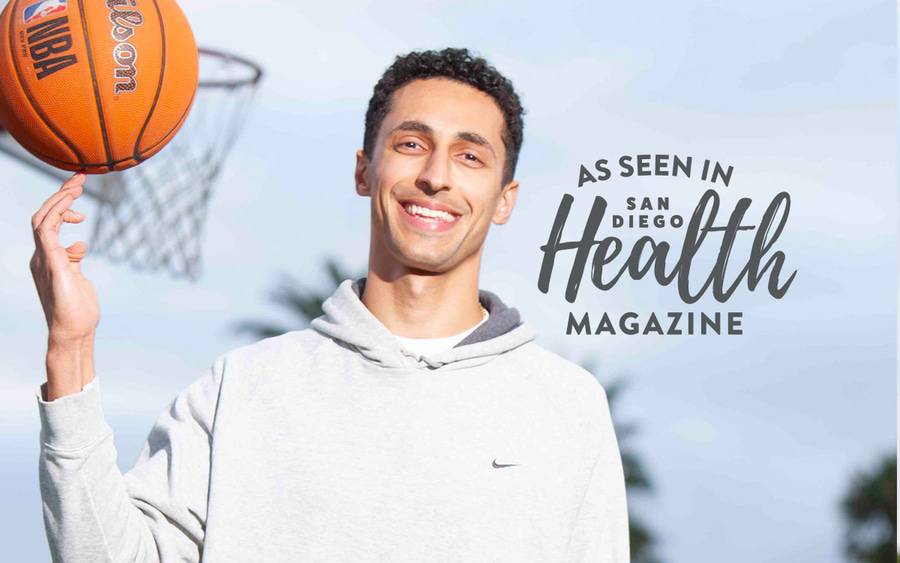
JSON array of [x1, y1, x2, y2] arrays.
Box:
[[404, 203, 457, 222]]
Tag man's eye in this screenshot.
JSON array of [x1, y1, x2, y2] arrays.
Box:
[[398, 141, 421, 150], [463, 153, 482, 163]]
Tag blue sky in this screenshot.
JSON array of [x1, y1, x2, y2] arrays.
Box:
[[0, 0, 895, 561]]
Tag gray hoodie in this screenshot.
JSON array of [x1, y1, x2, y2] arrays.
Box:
[[35, 278, 629, 562]]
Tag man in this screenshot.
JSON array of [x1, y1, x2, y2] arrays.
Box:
[[31, 47, 629, 562]]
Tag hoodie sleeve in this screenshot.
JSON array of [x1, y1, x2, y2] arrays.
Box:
[[563, 386, 631, 563], [35, 357, 224, 563]]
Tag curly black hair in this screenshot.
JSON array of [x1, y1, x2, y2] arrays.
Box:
[[363, 47, 526, 186]]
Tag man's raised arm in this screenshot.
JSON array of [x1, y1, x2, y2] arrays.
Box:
[[29, 172, 221, 561]]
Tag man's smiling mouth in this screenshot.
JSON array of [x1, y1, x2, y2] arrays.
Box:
[[397, 198, 462, 224], [403, 203, 458, 223], [396, 198, 462, 233]]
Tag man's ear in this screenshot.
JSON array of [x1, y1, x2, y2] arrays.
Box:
[[493, 179, 519, 225], [355, 150, 372, 196]]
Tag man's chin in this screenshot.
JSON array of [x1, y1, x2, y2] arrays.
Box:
[[400, 256, 452, 274], [391, 248, 456, 274], [378, 231, 459, 272]]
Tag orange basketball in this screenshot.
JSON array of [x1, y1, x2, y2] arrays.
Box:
[[0, 0, 198, 173]]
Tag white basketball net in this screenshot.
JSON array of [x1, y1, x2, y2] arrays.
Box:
[[88, 48, 262, 281]]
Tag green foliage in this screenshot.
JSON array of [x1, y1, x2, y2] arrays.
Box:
[[841, 451, 897, 563]]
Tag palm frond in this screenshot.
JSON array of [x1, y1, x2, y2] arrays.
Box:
[[841, 452, 897, 563]]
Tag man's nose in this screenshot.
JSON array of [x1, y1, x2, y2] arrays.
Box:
[[416, 150, 452, 193]]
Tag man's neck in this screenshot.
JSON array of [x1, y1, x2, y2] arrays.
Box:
[[360, 270, 484, 339]]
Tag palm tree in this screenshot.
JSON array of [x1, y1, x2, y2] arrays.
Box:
[[580, 361, 661, 563], [233, 257, 663, 562], [841, 451, 897, 563], [231, 257, 364, 338]]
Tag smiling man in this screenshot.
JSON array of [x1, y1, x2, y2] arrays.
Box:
[[32, 48, 629, 562], [357, 71, 518, 344]]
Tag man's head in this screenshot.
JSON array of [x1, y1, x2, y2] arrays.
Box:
[[362, 48, 525, 186], [356, 48, 526, 277]]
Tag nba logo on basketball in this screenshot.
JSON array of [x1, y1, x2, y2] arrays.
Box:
[[22, 0, 67, 25]]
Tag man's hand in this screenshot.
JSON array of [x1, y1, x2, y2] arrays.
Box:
[[30, 172, 99, 400]]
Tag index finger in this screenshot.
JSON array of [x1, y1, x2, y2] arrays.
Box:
[[31, 172, 86, 229]]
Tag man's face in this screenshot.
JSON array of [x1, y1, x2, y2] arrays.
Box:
[[355, 78, 518, 275]]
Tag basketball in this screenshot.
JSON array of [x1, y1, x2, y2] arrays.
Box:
[[0, 0, 198, 173]]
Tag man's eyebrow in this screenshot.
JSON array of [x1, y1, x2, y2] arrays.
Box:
[[391, 120, 433, 136], [390, 120, 496, 157], [456, 131, 495, 156]]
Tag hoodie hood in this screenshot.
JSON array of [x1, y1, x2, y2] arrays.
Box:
[[309, 277, 537, 370]]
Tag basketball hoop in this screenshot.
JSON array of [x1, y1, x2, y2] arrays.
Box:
[[0, 47, 264, 281]]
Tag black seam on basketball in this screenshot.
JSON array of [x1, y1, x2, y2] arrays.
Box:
[[7, 0, 86, 165], [133, 0, 165, 160], [76, 0, 113, 171], [135, 81, 195, 164], [19, 145, 134, 168], [28, 92, 194, 168]]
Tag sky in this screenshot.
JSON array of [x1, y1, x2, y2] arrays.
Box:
[[0, 0, 896, 561]]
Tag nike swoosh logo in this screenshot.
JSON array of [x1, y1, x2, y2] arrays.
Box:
[[492, 458, 520, 468]]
